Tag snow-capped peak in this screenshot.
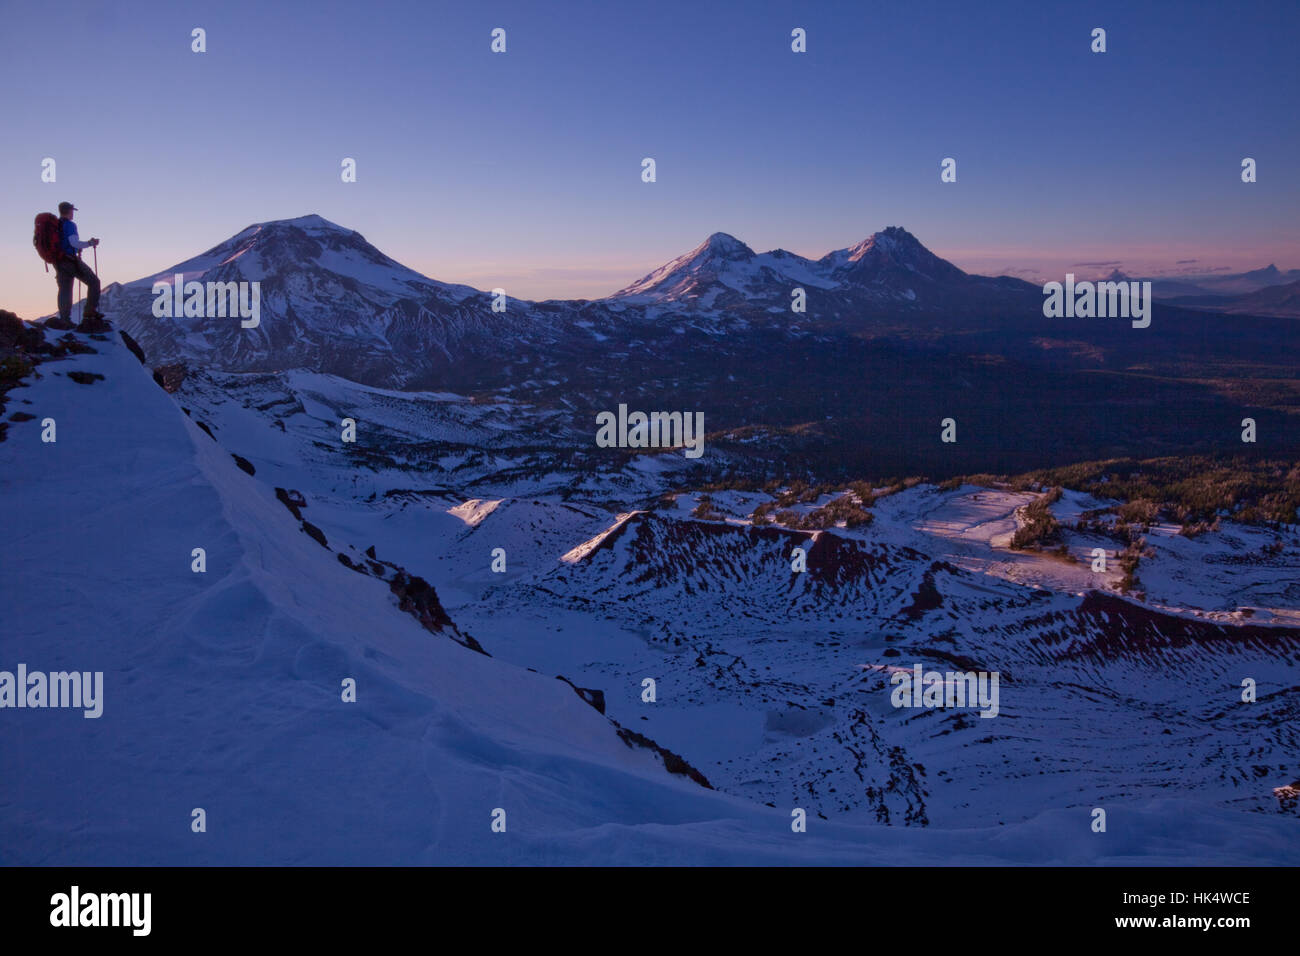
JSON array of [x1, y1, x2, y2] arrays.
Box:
[[696, 232, 755, 261], [613, 233, 758, 298], [824, 226, 920, 268], [845, 226, 918, 261], [221, 214, 353, 246], [819, 226, 967, 286], [275, 213, 348, 231]]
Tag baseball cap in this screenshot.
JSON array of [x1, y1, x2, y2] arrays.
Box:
[[58, 202, 77, 214]]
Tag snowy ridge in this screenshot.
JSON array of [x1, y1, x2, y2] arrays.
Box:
[[0, 329, 766, 863]]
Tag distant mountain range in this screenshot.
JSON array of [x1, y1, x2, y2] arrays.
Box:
[[102, 215, 1300, 392], [94, 215, 1300, 480], [1096, 264, 1300, 315], [1161, 279, 1300, 317], [1128, 263, 1300, 298], [102, 215, 1048, 387]]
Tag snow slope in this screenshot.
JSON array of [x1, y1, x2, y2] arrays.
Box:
[[4, 327, 1297, 865], [153, 361, 1300, 848], [0, 329, 812, 864]]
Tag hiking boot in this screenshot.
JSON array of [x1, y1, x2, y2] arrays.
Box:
[[76, 315, 111, 333], [45, 315, 76, 330], [82, 309, 106, 320]]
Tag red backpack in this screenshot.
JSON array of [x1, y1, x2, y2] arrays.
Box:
[[33, 212, 64, 270]]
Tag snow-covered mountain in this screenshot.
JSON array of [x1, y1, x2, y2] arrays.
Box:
[[613, 225, 1038, 312], [104, 215, 577, 389], [612, 232, 837, 307]]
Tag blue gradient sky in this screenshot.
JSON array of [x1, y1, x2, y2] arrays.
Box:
[[3, 0, 1297, 319]]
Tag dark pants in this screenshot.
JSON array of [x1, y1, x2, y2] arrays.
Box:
[[55, 255, 100, 320]]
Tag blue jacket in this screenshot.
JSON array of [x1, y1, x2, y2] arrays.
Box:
[[60, 219, 82, 257]]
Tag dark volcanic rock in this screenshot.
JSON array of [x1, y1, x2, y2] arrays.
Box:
[[119, 330, 147, 364]]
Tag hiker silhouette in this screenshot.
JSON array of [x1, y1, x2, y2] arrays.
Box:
[[52, 202, 104, 330]]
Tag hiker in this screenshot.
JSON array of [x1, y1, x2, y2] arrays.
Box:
[[54, 202, 103, 327]]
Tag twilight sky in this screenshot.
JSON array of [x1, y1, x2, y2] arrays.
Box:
[[2, 0, 1297, 319]]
